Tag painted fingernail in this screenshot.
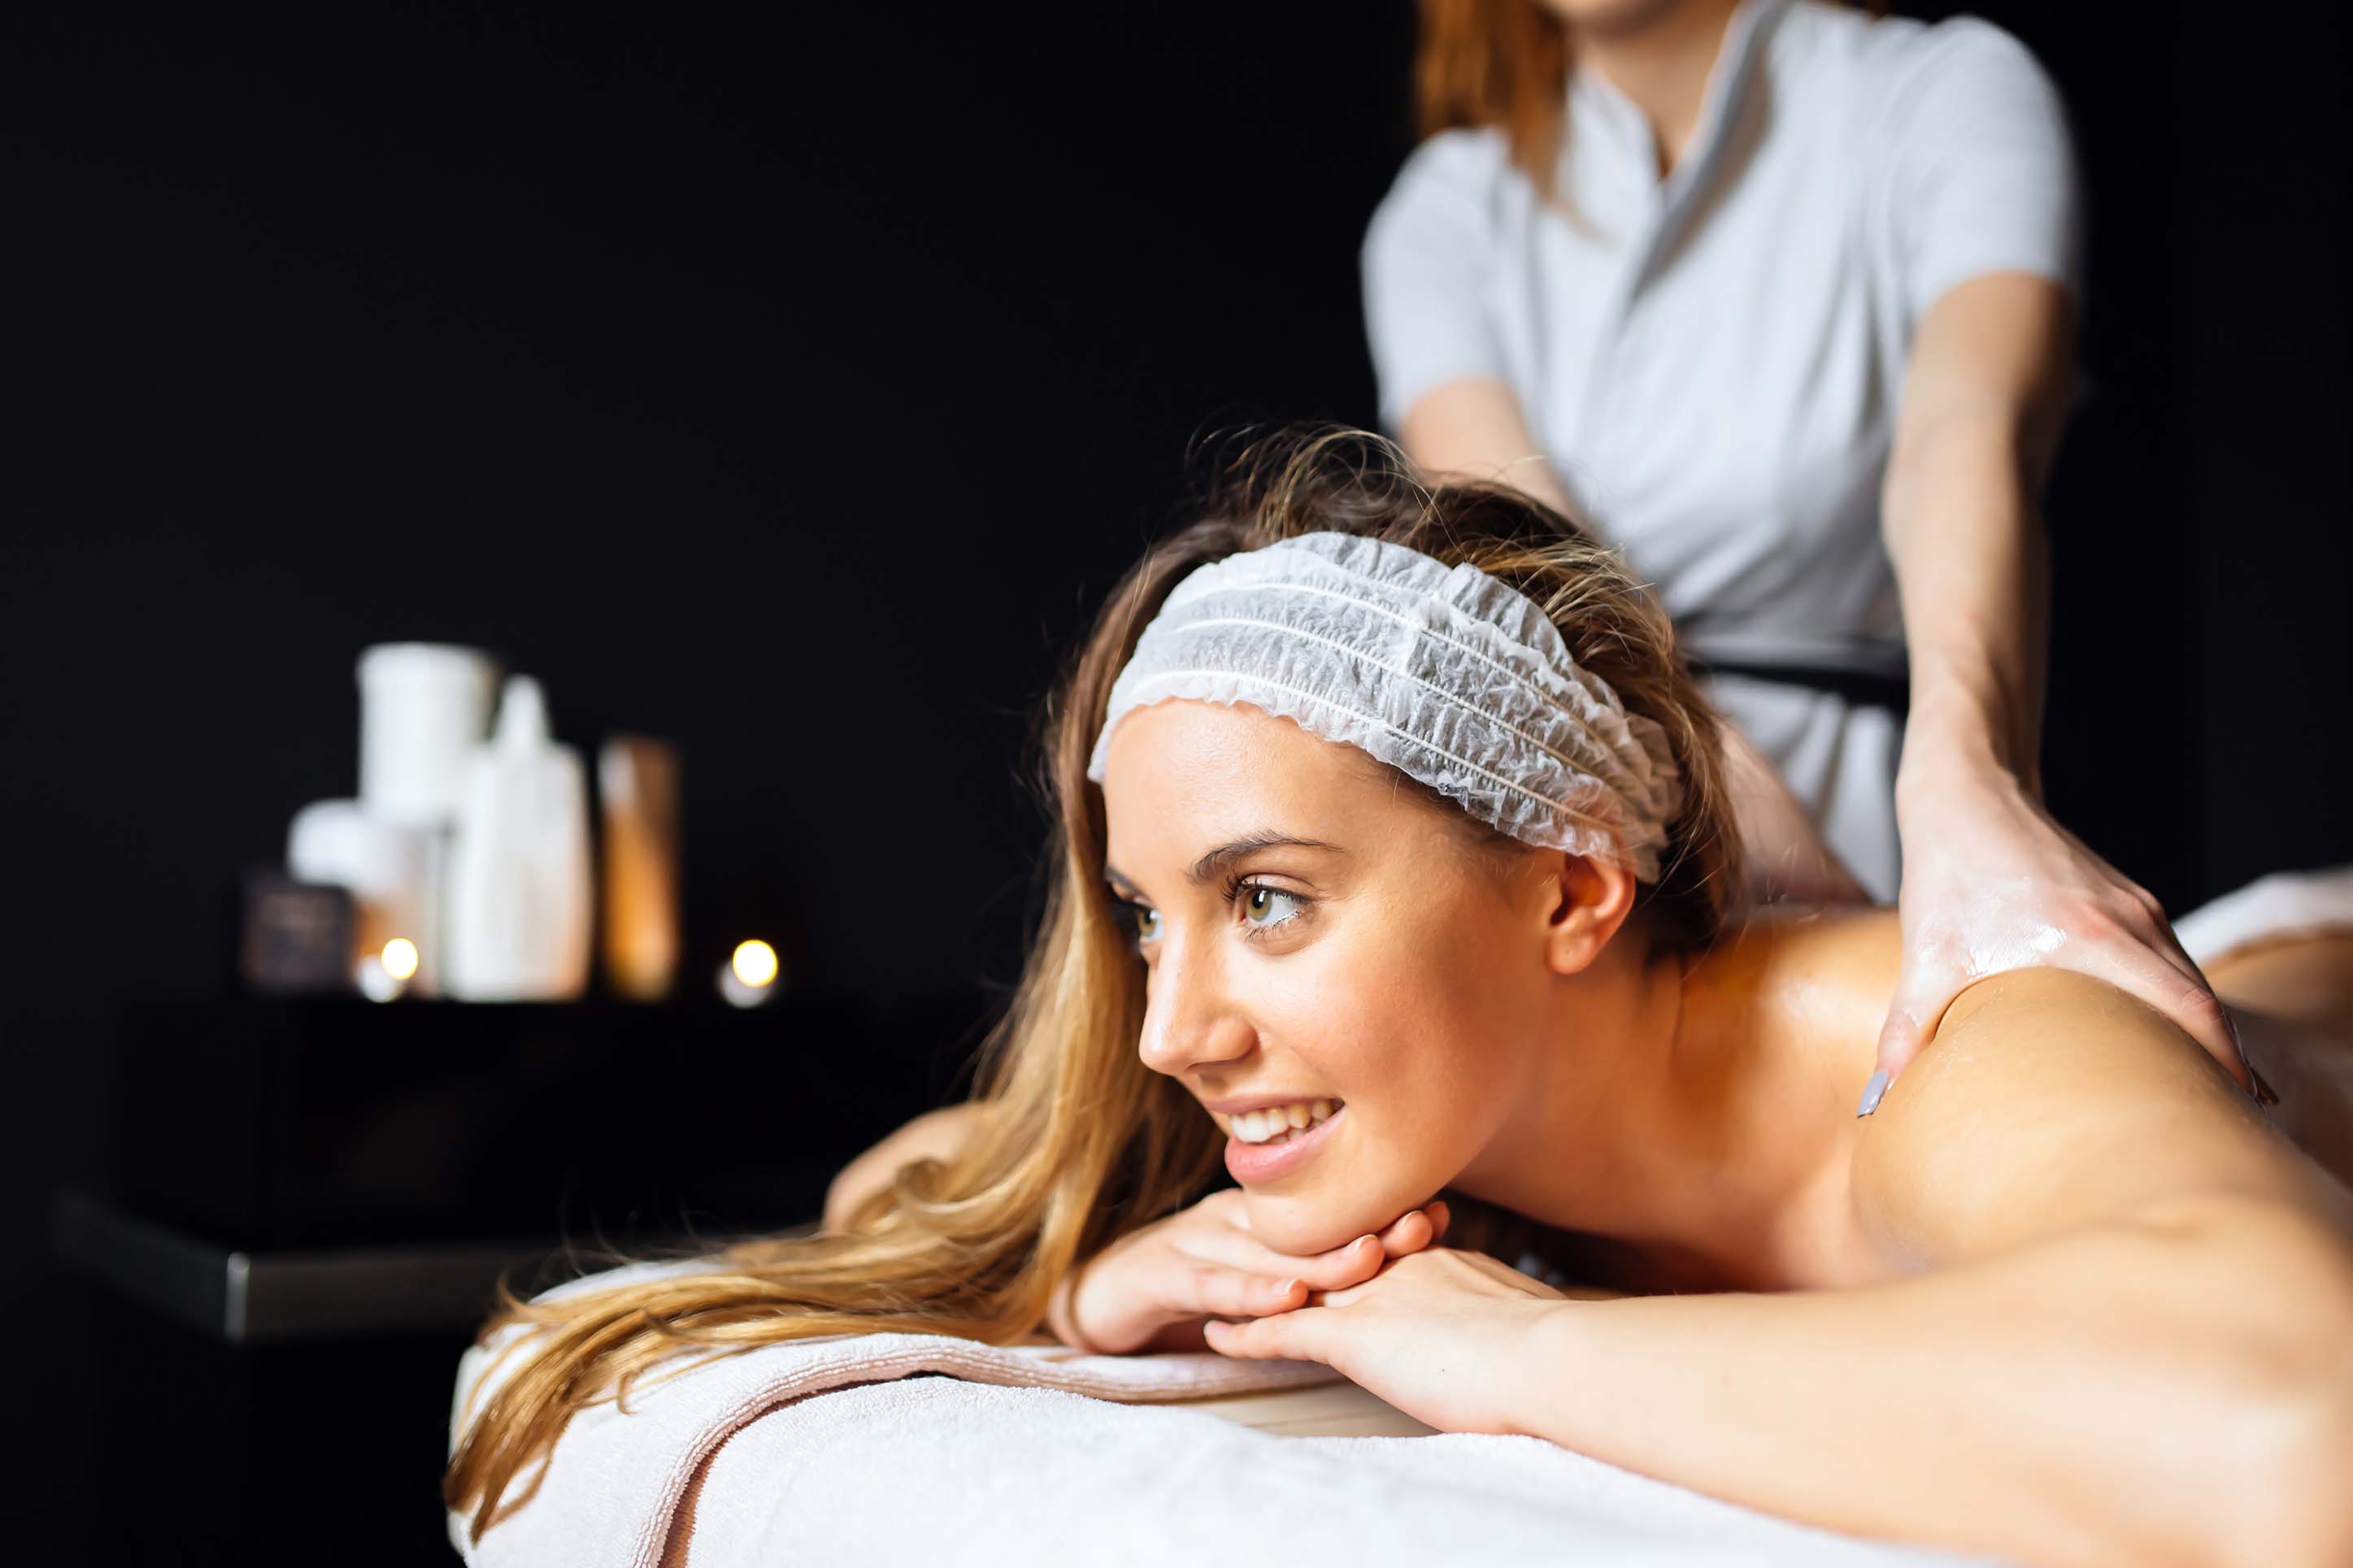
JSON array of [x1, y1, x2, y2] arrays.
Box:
[[1855, 1069, 1890, 1118]]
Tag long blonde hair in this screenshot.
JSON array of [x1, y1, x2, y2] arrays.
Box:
[[442, 428, 1742, 1540]]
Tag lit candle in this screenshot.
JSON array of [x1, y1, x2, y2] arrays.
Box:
[[719, 940, 780, 1008]]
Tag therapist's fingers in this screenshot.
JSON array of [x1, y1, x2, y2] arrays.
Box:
[[1864, 964, 1952, 1116], [2087, 932, 2255, 1098], [2036, 862, 2256, 1097], [1864, 925, 2262, 1120], [2040, 829, 2264, 1096]]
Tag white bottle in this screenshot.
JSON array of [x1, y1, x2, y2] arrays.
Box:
[[357, 643, 500, 827], [442, 676, 593, 1001]]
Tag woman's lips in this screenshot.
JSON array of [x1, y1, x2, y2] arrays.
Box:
[[1224, 1105, 1346, 1185]]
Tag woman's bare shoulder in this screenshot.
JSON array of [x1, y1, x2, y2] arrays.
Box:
[[1848, 968, 2350, 1271], [1720, 904, 1904, 984], [1711, 905, 1905, 1072]]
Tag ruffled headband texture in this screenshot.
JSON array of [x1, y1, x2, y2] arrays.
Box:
[[1085, 532, 1685, 881]]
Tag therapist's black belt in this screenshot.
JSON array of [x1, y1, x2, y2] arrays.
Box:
[[1684, 654, 1910, 715]]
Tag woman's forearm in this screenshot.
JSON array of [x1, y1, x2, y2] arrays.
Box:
[[1507, 1201, 2353, 1566]]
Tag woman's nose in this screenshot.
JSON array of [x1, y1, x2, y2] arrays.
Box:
[[1135, 936, 1252, 1079]]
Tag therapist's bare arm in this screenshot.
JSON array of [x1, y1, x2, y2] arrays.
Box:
[[1872, 272, 2249, 1095], [1397, 376, 1865, 906], [821, 1101, 989, 1233], [1881, 271, 2070, 792], [1396, 376, 1579, 515]]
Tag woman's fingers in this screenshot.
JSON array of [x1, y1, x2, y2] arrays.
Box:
[[1171, 1201, 1455, 1321], [1170, 1227, 1369, 1295], [1066, 1192, 1456, 1355], [1196, 1211, 1446, 1284], [1179, 1264, 1307, 1319], [1153, 1203, 1458, 1334], [1311, 1203, 1451, 1279], [1374, 1203, 1447, 1257]]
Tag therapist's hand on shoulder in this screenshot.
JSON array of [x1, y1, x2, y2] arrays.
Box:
[[1864, 758, 2268, 1115]]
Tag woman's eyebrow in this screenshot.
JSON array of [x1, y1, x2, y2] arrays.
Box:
[[1104, 833, 1347, 895]]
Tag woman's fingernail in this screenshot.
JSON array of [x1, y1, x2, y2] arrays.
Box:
[[2251, 1065, 2280, 1108], [1855, 1069, 1890, 1118]]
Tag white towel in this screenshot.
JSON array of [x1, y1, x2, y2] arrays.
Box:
[[447, 1266, 1985, 1566], [661, 1376, 1992, 1567]]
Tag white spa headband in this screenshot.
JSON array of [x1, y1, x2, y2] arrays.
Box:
[[1084, 532, 1685, 881]]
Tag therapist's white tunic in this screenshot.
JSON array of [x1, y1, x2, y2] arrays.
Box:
[[1361, 0, 2080, 900]]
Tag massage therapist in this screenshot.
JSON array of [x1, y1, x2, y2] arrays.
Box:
[[1361, 0, 2259, 1108]]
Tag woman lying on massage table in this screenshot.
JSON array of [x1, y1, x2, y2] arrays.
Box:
[[445, 430, 2353, 1566]]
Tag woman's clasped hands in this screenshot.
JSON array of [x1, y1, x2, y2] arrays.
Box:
[[1045, 1187, 1447, 1357], [1047, 1188, 1570, 1437]]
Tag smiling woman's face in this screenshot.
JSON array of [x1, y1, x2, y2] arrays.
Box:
[[1100, 698, 1562, 1255]]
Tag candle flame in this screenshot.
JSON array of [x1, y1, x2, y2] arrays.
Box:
[[731, 940, 778, 988]]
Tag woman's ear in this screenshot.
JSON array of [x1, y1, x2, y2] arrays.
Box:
[[1535, 851, 1638, 976]]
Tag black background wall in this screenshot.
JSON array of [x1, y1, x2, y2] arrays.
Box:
[[3, 1, 2346, 1555]]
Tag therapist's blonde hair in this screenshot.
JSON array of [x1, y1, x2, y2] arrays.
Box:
[[1414, 0, 1881, 198], [441, 428, 1741, 1541]]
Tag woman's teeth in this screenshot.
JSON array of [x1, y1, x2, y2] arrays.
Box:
[[1228, 1099, 1341, 1145]]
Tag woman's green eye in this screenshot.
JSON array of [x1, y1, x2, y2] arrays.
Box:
[[1116, 885, 1301, 949], [1242, 885, 1304, 929]]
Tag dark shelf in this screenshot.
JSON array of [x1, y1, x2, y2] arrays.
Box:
[[97, 983, 991, 1257], [54, 1188, 826, 1344]]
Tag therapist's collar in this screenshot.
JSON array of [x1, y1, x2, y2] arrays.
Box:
[[1568, 0, 1792, 200]]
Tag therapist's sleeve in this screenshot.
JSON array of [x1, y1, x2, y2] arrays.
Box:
[[1881, 20, 2085, 323], [1359, 128, 1512, 431]]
